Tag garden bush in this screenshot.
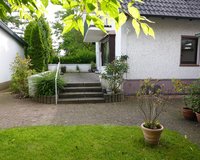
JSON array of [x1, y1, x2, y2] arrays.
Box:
[[50, 51, 95, 64], [24, 16, 53, 72], [101, 56, 129, 93], [10, 54, 35, 98], [35, 72, 64, 96], [184, 79, 200, 112]]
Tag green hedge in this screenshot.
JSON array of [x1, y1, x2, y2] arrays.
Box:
[[50, 51, 95, 64]]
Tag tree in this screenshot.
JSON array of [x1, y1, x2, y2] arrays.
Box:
[[53, 10, 94, 55], [24, 16, 53, 72], [0, 0, 154, 38]]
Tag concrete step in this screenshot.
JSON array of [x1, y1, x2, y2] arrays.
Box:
[[59, 92, 103, 98], [63, 86, 102, 92], [58, 97, 105, 104], [65, 83, 101, 87]]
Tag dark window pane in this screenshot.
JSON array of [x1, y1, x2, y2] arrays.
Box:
[[181, 37, 198, 64], [102, 41, 109, 65]]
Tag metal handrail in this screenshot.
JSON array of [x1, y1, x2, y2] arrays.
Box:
[[55, 62, 60, 105]]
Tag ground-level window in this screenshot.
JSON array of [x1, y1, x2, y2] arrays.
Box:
[[180, 36, 198, 65]]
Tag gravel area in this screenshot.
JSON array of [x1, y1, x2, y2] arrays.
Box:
[[0, 91, 199, 146]]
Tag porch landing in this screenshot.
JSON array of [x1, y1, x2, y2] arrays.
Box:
[[62, 73, 100, 84]]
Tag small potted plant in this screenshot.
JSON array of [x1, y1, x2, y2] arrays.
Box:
[[61, 66, 66, 74], [76, 65, 80, 72], [137, 79, 167, 145], [172, 79, 196, 120], [90, 61, 96, 72]]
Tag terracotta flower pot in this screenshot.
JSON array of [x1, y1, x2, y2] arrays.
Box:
[[141, 123, 164, 145], [182, 107, 196, 121], [195, 112, 200, 123]]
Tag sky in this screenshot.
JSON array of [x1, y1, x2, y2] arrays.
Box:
[[45, 3, 64, 51], [46, 3, 62, 23]]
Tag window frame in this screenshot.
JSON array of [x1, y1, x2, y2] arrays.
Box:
[[180, 35, 199, 67]]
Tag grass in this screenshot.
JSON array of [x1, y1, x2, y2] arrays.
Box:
[[0, 126, 199, 160]]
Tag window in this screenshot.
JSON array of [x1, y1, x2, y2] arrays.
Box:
[[102, 40, 110, 65], [101, 34, 115, 66], [180, 36, 198, 65]]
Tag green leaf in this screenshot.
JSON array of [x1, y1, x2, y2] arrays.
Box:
[[41, 0, 49, 7], [77, 18, 84, 35], [128, 5, 140, 19], [70, 1, 79, 7], [132, 19, 140, 37], [148, 26, 155, 38], [50, 0, 61, 5], [90, 16, 107, 33], [141, 23, 148, 35], [86, 3, 96, 12], [140, 16, 154, 23], [62, 15, 75, 34], [100, 0, 119, 18], [63, 14, 75, 22], [62, 22, 74, 34], [116, 12, 127, 30]]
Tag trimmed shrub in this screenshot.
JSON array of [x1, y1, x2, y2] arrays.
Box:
[[50, 51, 95, 64], [35, 72, 64, 96], [24, 16, 53, 72], [10, 54, 35, 98]]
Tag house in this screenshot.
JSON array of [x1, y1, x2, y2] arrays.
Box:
[[0, 21, 26, 90], [84, 0, 200, 95]]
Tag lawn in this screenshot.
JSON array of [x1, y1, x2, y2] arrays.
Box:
[[0, 126, 199, 160]]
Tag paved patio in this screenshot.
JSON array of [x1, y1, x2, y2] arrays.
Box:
[[0, 91, 199, 146]]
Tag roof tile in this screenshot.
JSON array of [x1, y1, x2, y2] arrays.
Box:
[[123, 0, 200, 19]]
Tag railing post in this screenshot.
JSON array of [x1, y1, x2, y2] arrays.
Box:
[[55, 62, 60, 105]]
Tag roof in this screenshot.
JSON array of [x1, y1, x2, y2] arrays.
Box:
[[122, 0, 200, 19], [0, 21, 26, 46]]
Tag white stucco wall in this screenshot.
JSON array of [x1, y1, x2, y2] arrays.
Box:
[[0, 28, 24, 83], [120, 18, 200, 79], [115, 27, 122, 58]]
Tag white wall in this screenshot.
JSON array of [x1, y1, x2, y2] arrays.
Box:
[[48, 64, 91, 72], [95, 42, 102, 71], [0, 29, 24, 83], [121, 18, 200, 79]]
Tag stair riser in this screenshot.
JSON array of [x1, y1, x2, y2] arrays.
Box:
[[65, 83, 101, 87], [63, 88, 102, 92], [59, 94, 103, 98]]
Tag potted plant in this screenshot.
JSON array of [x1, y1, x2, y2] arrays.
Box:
[[184, 80, 200, 122], [90, 61, 96, 72], [61, 66, 66, 74], [172, 79, 196, 120], [101, 56, 128, 102], [76, 65, 80, 72], [137, 79, 167, 145]]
